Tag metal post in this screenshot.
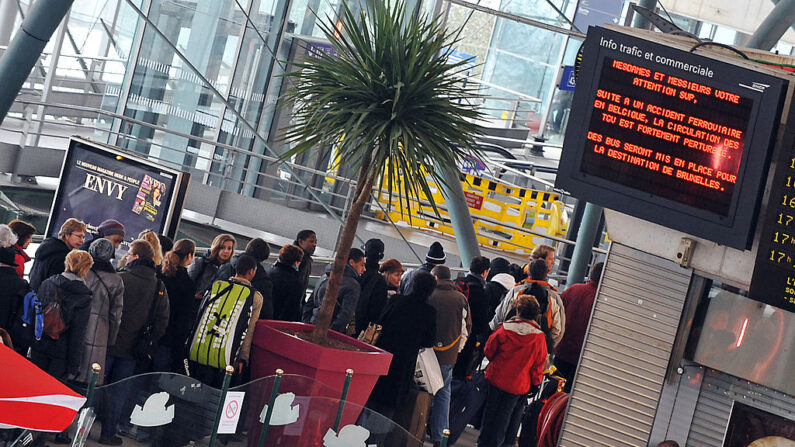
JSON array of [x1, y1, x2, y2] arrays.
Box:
[[746, 0, 795, 50], [439, 165, 481, 269], [566, 202, 602, 285], [209, 365, 235, 447], [84, 363, 102, 409], [0, 0, 75, 125], [333, 369, 353, 432], [441, 429, 450, 447], [631, 0, 658, 30], [256, 369, 284, 447]]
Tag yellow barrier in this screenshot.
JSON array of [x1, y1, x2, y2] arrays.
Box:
[[375, 172, 568, 255]]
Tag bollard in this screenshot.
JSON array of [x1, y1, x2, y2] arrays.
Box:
[[441, 429, 450, 447], [84, 363, 101, 408], [333, 369, 354, 432], [256, 369, 284, 447], [208, 365, 235, 447]]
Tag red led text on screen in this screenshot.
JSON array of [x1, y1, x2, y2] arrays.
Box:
[[580, 57, 753, 216]]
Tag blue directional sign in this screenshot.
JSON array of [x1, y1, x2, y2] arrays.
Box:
[[560, 65, 577, 91]]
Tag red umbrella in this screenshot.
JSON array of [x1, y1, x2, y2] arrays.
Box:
[[0, 343, 86, 432]]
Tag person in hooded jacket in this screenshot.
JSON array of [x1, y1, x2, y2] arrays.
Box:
[[154, 239, 196, 372], [212, 238, 273, 319], [485, 270, 516, 321], [478, 294, 547, 447], [29, 218, 86, 291], [188, 233, 235, 297], [8, 219, 36, 278], [30, 250, 93, 380], [303, 248, 365, 334], [270, 244, 305, 322], [78, 239, 124, 385], [355, 238, 388, 334], [0, 246, 28, 335], [366, 271, 437, 422]]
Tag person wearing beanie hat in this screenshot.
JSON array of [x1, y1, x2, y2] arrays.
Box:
[[400, 240, 446, 295], [80, 238, 124, 385], [356, 239, 387, 333], [79, 219, 126, 254], [487, 257, 511, 281], [425, 241, 446, 264]]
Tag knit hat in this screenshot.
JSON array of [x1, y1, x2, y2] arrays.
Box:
[[89, 238, 115, 262], [363, 238, 385, 258], [425, 241, 446, 264], [98, 219, 125, 238], [379, 258, 404, 274], [489, 257, 511, 276]]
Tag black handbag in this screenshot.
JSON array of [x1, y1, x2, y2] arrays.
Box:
[[132, 281, 164, 364]]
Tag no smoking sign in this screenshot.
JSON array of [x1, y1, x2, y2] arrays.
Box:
[[218, 391, 246, 434]]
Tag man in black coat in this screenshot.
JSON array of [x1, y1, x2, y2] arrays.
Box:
[[269, 244, 305, 322], [355, 238, 388, 334], [29, 218, 86, 291], [294, 230, 317, 297], [213, 238, 274, 319], [453, 255, 491, 379]]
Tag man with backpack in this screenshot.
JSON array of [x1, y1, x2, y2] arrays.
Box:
[[188, 254, 263, 387], [213, 238, 273, 320], [452, 256, 490, 379]]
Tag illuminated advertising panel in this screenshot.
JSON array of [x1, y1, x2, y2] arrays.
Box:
[[47, 138, 190, 246], [557, 27, 787, 249]]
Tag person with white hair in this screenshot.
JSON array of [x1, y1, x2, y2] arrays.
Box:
[[0, 224, 18, 248]]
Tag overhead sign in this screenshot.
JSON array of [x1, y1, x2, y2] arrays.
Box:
[[47, 138, 190, 243], [573, 0, 624, 32], [556, 27, 787, 249]]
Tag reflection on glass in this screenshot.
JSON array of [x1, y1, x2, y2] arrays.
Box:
[[687, 281, 794, 395]]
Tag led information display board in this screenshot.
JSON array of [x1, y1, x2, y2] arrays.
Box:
[[557, 27, 787, 249], [47, 138, 190, 244], [750, 125, 795, 313]]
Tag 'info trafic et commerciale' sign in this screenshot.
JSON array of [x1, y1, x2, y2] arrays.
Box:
[[556, 26, 787, 250]]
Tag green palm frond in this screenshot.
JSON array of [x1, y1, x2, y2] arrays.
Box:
[[279, 0, 485, 216]]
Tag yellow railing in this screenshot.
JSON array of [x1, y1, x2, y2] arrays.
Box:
[[375, 172, 568, 255]]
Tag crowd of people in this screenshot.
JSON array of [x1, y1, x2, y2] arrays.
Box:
[[0, 216, 607, 447]]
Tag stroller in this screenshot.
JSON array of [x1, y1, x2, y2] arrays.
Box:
[[517, 365, 569, 447]]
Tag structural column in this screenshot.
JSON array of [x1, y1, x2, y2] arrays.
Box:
[[440, 165, 481, 269]]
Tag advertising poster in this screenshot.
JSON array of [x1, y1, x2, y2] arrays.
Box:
[[47, 138, 189, 246], [723, 402, 795, 447]]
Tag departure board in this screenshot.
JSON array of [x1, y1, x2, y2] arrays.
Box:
[[557, 27, 787, 249], [750, 128, 795, 313]]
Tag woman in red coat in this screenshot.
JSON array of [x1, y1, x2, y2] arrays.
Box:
[[478, 294, 548, 447]]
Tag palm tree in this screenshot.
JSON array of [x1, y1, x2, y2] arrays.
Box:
[[281, 1, 484, 344]]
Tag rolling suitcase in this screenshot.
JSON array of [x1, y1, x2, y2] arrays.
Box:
[[448, 371, 488, 444], [393, 385, 433, 441]]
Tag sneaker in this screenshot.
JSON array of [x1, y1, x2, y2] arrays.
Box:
[[98, 436, 124, 445]]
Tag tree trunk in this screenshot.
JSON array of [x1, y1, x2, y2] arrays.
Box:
[[310, 155, 379, 345]]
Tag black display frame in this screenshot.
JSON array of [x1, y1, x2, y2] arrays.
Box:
[[556, 27, 788, 249], [46, 137, 191, 241]]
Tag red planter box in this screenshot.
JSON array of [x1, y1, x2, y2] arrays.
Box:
[[250, 320, 392, 412]]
